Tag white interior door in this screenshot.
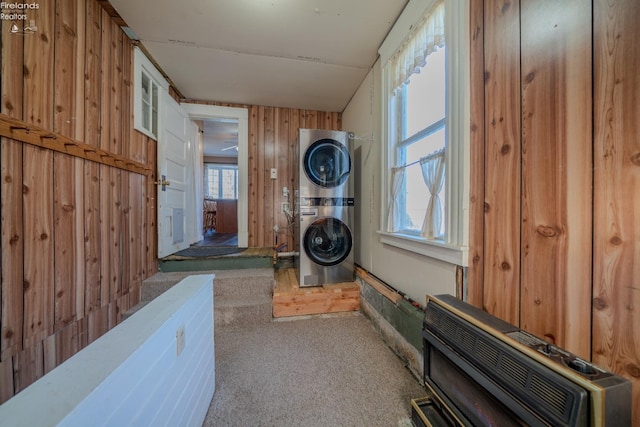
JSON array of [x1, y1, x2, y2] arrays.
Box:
[[158, 93, 190, 257]]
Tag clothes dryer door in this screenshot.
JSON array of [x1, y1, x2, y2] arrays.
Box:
[[303, 217, 352, 266], [303, 138, 351, 188]]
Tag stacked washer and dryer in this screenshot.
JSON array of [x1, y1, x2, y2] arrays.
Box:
[[295, 129, 355, 287]]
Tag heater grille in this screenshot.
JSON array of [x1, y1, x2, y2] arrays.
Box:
[[500, 355, 528, 387], [424, 302, 582, 425], [531, 373, 568, 415]]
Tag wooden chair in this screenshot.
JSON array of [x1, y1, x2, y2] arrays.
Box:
[[203, 199, 217, 233]]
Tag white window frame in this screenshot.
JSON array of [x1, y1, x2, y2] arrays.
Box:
[[378, 0, 470, 266], [133, 47, 169, 140], [204, 163, 239, 200]]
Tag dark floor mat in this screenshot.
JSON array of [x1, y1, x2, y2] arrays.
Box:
[[172, 246, 244, 258]]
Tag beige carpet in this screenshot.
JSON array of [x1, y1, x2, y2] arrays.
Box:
[[204, 313, 424, 427]]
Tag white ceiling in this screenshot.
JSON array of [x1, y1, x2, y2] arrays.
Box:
[[202, 119, 239, 158], [108, 0, 408, 112]]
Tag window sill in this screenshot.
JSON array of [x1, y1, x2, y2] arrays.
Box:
[[134, 125, 157, 141], [377, 231, 468, 266]]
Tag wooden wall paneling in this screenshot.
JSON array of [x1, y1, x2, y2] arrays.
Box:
[[54, 0, 86, 140], [53, 0, 86, 333], [120, 169, 131, 298], [0, 20, 24, 361], [98, 165, 111, 306], [1, 16, 24, 117], [107, 300, 117, 329], [84, 162, 102, 312], [43, 334, 56, 374], [87, 304, 109, 344], [481, 0, 521, 324], [1, 140, 24, 361], [22, 0, 55, 347], [110, 167, 123, 300], [214, 200, 238, 233], [22, 145, 55, 346], [322, 111, 332, 130], [593, 0, 640, 419], [99, 9, 112, 305], [248, 105, 259, 247], [145, 136, 158, 275], [275, 108, 290, 250], [263, 107, 276, 247], [13, 341, 44, 394], [304, 110, 318, 129], [49, 318, 87, 369], [466, 0, 486, 308], [109, 23, 124, 299], [288, 109, 300, 252], [0, 358, 13, 403], [129, 173, 143, 301], [23, 0, 54, 127], [110, 21, 124, 156], [519, 0, 592, 358], [256, 107, 266, 247], [0, 0, 23, 369], [84, 0, 102, 149], [116, 293, 130, 324], [121, 38, 135, 297], [53, 155, 85, 331], [84, 0, 103, 314]]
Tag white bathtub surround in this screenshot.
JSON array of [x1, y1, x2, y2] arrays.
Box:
[[0, 274, 215, 427]]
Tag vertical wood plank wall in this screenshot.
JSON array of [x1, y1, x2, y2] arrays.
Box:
[[466, 0, 486, 308], [186, 100, 341, 251], [481, 0, 522, 325], [519, 0, 592, 358], [470, 0, 639, 420], [592, 0, 640, 418], [0, 0, 158, 403]]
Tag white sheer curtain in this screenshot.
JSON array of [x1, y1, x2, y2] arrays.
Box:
[[420, 148, 445, 238], [386, 167, 406, 232], [389, 0, 445, 92]]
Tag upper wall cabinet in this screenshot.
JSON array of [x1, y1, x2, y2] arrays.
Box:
[[134, 47, 169, 140]]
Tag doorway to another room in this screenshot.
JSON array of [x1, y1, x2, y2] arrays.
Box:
[[200, 118, 239, 248], [182, 103, 249, 249]]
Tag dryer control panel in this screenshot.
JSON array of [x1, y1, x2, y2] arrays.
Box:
[[300, 197, 355, 207]]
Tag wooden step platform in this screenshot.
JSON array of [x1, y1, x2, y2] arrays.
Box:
[[273, 269, 360, 318]]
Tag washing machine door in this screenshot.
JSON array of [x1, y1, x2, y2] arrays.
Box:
[[303, 217, 352, 266], [303, 138, 351, 188]]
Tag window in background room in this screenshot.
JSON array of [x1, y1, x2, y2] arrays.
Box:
[[204, 164, 238, 199]]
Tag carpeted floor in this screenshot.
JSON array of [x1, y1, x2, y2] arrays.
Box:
[[204, 313, 424, 427]]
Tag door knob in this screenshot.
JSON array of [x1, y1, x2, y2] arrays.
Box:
[[154, 174, 170, 191]]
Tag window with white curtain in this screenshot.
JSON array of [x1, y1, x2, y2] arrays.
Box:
[[204, 164, 238, 199], [379, 0, 470, 266]]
